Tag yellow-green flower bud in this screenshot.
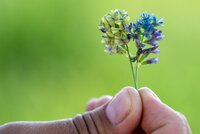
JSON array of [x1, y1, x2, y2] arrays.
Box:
[[98, 9, 131, 54]]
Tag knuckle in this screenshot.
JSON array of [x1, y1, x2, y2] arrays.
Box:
[[72, 114, 90, 134], [72, 109, 111, 134], [82, 112, 99, 134], [89, 109, 110, 134]]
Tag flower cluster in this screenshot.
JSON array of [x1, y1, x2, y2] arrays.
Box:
[[98, 9, 131, 54], [98, 9, 164, 88], [130, 12, 164, 65]]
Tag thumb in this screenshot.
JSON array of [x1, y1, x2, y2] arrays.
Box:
[[72, 87, 142, 134], [138, 87, 191, 134]]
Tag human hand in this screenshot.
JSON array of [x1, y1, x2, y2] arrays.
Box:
[[85, 87, 192, 134], [0, 87, 191, 134]]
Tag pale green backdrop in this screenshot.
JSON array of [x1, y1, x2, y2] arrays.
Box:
[[0, 0, 199, 133]]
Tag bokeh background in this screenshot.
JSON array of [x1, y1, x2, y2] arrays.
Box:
[[0, 0, 199, 133]]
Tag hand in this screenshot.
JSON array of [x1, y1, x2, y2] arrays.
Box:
[[85, 87, 191, 134], [0, 87, 192, 134]]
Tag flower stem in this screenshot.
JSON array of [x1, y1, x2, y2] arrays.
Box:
[[135, 63, 139, 89], [130, 60, 137, 89], [125, 44, 137, 89]]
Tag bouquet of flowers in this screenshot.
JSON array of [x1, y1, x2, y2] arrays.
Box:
[[98, 9, 164, 89]]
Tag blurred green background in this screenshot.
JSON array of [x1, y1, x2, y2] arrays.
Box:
[[0, 0, 199, 133]]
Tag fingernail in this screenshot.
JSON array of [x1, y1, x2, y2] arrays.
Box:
[[140, 87, 161, 101], [106, 89, 131, 125]]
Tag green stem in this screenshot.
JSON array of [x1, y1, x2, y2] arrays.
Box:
[[135, 63, 139, 89], [134, 35, 144, 88], [125, 44, 137, 89], [130, 59, 137, 89], [140, 35, 144, 43]]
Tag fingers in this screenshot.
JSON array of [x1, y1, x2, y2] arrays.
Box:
[[72, 87, 142, 134], [1, 87, 191, 134], [138, 87, 191, 134], [86, 95, 112, 111]]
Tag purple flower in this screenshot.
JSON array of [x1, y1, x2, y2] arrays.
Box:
[[126, 12, 164, 66], [151, 49, 160, 54], [142, 57, 159, 65], [142, 46, 159, 54], [145, 30, 164, 46], [146, 40, 158, 46]]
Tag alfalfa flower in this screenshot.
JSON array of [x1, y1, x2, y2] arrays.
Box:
[[98, 10, 164, 89], [98, 9, 131, 54], [130, 12, 164, 66]]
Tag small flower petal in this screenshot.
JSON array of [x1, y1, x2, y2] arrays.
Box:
[[142, 57, 159, 65], [151, 49, 160, 54]]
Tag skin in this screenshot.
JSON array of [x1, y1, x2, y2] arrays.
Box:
[[0, 87, 192, 134]]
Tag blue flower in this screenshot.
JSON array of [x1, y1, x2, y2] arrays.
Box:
[[128, 12, 164, 65], [132, 12, 164, 39]]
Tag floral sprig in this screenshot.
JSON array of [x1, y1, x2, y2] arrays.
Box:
[[98, 9, 164, 89], [98, 9, 131, 54]]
